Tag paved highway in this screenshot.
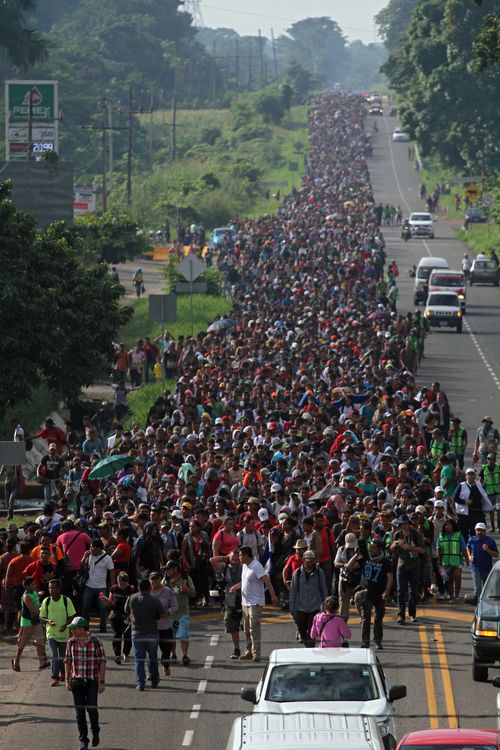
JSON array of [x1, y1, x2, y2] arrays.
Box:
[[2, 113, 500, 749]]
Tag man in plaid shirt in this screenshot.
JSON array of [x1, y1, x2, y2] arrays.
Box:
[[65, 617, 106, 750]]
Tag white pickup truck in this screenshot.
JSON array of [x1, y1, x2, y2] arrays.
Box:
[[424, 291, 463, 332], [409, 211, 434, 239]]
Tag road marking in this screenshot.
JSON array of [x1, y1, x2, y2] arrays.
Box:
[[418, 626, 439, 729], [197, 680, 208, 694], [204, 655, 214, 669], [434, 624, 458, 728], [383, 118, 413, 215], [182, 730, 194, 746], [190, 704, 201, 719], [210, 634, 220, 646], [464, 319, 500, 392]]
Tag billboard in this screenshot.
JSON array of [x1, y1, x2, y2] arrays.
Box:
[[5, 80, 59, 161], [74, 184, 97, 216]]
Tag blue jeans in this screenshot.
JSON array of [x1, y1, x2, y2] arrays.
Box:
[[471, 566, 490, 598], [47, 638, 66, 679], [133, 634, 159, 688], [82, 587, 108, 630]]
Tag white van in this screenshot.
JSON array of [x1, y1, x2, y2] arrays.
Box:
[[226, 713, 387, 750], [414, 256, 449, 305]]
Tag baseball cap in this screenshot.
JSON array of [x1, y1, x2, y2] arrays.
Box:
[[415, 505, 427, 514], [48, 443, 57, 450], [344, 533, 358, 549], [68, 616, 89, 630], [434, 486, 445, 494], [7, 523, 18, 531], [475, 522, 487, 530], [434, 500, 445, 508], [257, 508, 269, 521], [487, 453, 496, 460], [171, 509, 183, 519], [271, 483, 282, 492], [399, 514, 410, 524], [303, 550, 316, 560]]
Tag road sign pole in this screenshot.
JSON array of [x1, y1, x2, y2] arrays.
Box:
[[161, 296, 165, 382], [189, 259, 194, 336]]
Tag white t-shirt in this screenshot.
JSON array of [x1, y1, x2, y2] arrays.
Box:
[[241, 559, 266, 606], [238, 530, 263, 559], [86, 552, 114, 589]]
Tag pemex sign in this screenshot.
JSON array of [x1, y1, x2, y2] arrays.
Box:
[[5, 80, 59, 160]]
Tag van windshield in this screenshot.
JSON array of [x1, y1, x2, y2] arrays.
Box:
[[266, 664, 379, 703], [431, 275, 464, 287], [427, 294, 458, 307], [419, 266, 443, 280]]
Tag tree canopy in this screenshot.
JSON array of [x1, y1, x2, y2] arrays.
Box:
[[0, 181, 132, 418], [0, 0, 47, 68]]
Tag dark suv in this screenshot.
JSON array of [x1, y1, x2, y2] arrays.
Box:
[[469, 561, 500, 681]]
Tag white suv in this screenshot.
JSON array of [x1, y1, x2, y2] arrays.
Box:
[[240, 648, 406, 749], [409, 212, 434, 238], [424, 291, 463, 332]]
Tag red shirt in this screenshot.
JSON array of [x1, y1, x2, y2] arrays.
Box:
[[57, 530, 91, 571], [318, 525, 335, 563], [213, 529, 239, 556], [37, 426, 66, 455]]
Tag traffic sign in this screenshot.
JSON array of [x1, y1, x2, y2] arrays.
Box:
[[177, 255, 206, 283], [482, 192, 495, 207], [464, 183, 480, 200]]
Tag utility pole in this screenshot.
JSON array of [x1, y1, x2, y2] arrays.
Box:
[[126, 85, 132, 207], [102, 102, 108, 211], [271, 28, 279, 81], [149, 89, 154, 171], [108, 103, 113, 189], [248, 40, 253, 88], [171, 64, 177, 160], [258, 30, 265, 85], [28, 88, 34, 160], [212, 40, 217, 106], [235, 37, 240, 92]]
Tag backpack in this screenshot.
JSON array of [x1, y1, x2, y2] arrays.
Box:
[[57, 532, 82, 577]]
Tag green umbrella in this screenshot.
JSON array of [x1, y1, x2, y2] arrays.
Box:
[[88, 454, 135, 479]]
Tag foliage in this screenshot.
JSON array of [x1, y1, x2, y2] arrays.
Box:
[[381, 0, 500, 173], [277, 17, 348, 86], [76, 212, 152, 264], [0, 181, 132, 418], [375, 0, 419, 54], [458, 223, 500, 256], [0, 0, 47, 68], [125, 382, 168, 429], [255, 84, 291, 125], [0, 382, 59, 440], [472, 1, 500, 71]]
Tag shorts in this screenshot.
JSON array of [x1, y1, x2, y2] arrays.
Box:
[[174, 614, 190, 641], [223, 606, 242, 634], [18, 623, 44, 644]]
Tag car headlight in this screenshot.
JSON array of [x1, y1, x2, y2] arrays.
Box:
[[457, 311, 462, 317], [425, 310, 430, 317], [458, 294, 465, 299], [475, 619, 498, 636]]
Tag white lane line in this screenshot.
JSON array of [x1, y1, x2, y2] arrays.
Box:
[[190, 704, 201, 719], [209, 634, 219, 647], [183, 730, 195, 746], [464, 319, 500, 393], [204, 655, 214, 669], [197, 679, 208, 694], [383, 116, 413, 215]]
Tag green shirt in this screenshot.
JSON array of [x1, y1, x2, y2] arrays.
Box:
[[40, 595, 76, 641], [440, 464, 456, 499]]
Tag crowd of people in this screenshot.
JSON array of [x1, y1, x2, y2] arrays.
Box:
[[2, 92, 500, 748]]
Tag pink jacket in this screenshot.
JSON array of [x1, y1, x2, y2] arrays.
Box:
[[310, 611, 351, 647]]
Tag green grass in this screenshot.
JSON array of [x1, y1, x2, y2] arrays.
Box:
[[125, 382, 172, 428], [2, 511, 38, 528], [458, 223, 500, 256], [120, 294, 232, 349], [0, 382, 59, 441]]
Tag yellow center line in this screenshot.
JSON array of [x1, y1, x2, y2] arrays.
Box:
[[418, 626, 439, 729], [433, 624, 458, 728]]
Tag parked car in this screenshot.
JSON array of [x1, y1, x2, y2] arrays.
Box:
[[396, 728, 500, 750], [369, 104, 384, 115], [209, 226, 235, 248], [465, 207, 487, 224], [468, 559, 500, 681], [240, 648, 406, 750], [227, 713, 388, 750], [428, 269, 466, 312], [392, 128, 409, 142], [424, 291, 463, 332], [470, 256, 500, 286], [409, 212, 434, 238]]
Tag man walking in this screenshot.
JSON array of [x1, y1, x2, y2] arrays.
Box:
[[480, 453, 500, 533], [65, 616, 106, 750], [81, 539, 115, 633], [231, 545, 278, 662], [358, 540, 393, 649], [454, 468, 493, 539], [466, 522, 498, 601], [390, 516, 425, 625], [40, 578, 76, 686], [289, 550, 327, 646], [125, 577, 164, 690]]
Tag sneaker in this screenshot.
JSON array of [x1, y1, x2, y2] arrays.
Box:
[[114, 656, 121, 665], [410, 616, 419, 623], [91, 734, 100, 748], [182, 655, 191, 666], [252, 656, 261, 662], [396, 616, 406, 625], [239, 652, 253, 661], [361, 643, 370, 648], [230, 648, 241, 660], [436, 593, 446, 601], [38, 660, 50, 670], [375, 643, 384, 651], [163, 666, 171, 676], [122, 654, 128, 663], [151, 682, 160, 688], [79, 743, 89, 750], [50, 677, 59, 687], [136, 686, 145, 691]]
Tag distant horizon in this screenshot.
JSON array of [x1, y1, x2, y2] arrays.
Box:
[[197, 0, 388, 44]]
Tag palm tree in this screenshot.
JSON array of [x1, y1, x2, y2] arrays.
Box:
[[0, 0, 47, 68]]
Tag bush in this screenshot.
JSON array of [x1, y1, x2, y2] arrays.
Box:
[[77, 212, 152, 264]]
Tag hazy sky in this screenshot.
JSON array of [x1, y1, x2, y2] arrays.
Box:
[[198, 0, 388, 44]]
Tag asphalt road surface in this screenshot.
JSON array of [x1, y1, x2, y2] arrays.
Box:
[[2, 114, 500, 749]]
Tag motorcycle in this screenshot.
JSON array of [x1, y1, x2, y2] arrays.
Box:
[[401, 223, 411, 241]]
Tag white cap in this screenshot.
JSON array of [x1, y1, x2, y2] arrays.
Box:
[[344, 533, 358, 549], [271, 483, 282, 492], [434, 500, 445, 508], [258, 508, 269, 521], [434, 486, 444, 494], [475, 522, 487, 530]]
